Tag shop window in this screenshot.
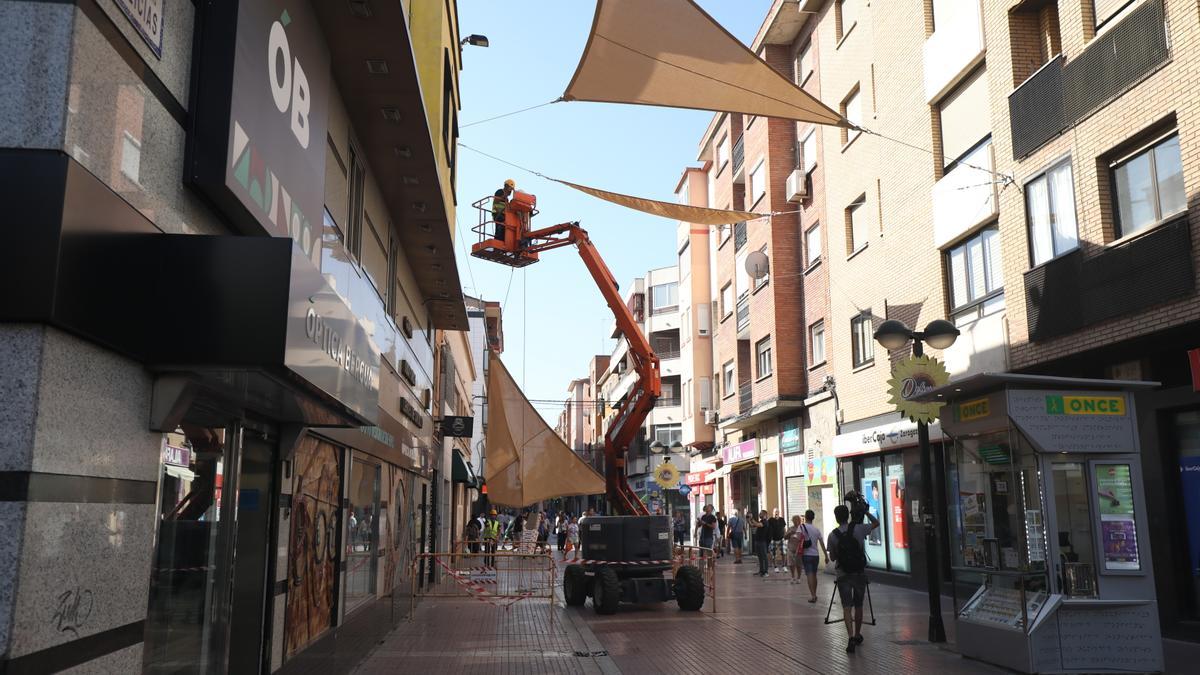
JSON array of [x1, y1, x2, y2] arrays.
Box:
[[859, 457, 887, 569], [884, 454, 910, 572], [346, 456, 381, 614], [1026, 159, 1079, 265], [1111, 133, 1185, 238], [1051, 463, 1098, 595]]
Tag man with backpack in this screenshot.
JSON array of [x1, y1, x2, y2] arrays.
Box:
[[827, 492, 879, 654], [726, 509, 746, 563]]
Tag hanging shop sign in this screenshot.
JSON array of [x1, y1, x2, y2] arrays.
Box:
[[782, 453, 805, 478], [886, 356, 949, 423], [161, 443, 191, 467], [189, 0, 331, 266], [440, 415, 474, 438], [1007, 389, 1135, 454], [956, 397, 991, 422], [114, 0, 164, 58], [653, 463, 681, 489], [678, 483, 692, 496], [722, 438, 759, 464], [685, 470, 711, 486], [780, 418, 801, 454]]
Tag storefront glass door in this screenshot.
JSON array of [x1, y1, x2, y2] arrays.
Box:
[[144, 425, 231, 674], [1048, 462, 1098, 597], [345, 456, 381, 613], [1173, 410, 1200, 621]]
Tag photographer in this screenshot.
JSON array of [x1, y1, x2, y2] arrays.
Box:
[[827, 491, 879, 654]]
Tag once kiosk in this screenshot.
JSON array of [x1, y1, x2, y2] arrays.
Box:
[[914, 374, 1163, 674]]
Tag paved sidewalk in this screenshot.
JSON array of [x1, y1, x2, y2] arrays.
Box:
[[355, 554, 1009, 674]]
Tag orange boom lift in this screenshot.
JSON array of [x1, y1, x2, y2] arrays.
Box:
[[470, 190, 659, 516]]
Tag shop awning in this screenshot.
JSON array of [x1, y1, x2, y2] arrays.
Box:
[[555, 179, 767, 225], [484, 353, 606, 507], [724, 459, 758, 473], [563, 0, 846, 126], [451, 452, 477, 485]]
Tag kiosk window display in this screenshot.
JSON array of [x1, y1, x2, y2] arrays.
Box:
[[916, 374, 1163, 674]]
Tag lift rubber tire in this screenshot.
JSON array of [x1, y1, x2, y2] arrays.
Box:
[[674, 565, 705, 611], [563, 565, 588, 607], [592, 567, 621, 615]]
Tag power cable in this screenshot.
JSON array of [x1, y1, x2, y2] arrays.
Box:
[[461, 98, 563, 129]]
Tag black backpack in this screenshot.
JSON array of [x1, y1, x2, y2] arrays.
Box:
[[835, 525, 867, 573]]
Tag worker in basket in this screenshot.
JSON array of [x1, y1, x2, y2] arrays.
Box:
[[492, 178, 515, 239]]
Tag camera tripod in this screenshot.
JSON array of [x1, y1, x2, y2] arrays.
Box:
[[822, 578, 877, 626]]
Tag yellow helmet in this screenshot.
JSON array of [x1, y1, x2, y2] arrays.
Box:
[[504, 179, 516, 189]]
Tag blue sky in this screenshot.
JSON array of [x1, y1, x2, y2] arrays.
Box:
[[456, 0, 773, 418]]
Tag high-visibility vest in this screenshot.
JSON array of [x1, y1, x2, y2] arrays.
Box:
[[492, 191, 507, 216], [483, 520, 501, 540]]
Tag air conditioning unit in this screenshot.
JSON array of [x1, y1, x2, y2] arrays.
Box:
[[703, 410, 720, 425], [786, 168, 808, 203]]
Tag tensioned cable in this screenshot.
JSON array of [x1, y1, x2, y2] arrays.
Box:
[[461, 98, 564, 129]]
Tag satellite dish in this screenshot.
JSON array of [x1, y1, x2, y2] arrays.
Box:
[[746, 250, 769, 279]]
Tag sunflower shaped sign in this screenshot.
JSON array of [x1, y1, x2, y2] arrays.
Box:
[[652, 462, 681, 489], [887, 355, 950, 424]]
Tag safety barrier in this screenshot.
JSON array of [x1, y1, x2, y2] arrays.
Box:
[[410, 549, 557, 624], [673, 545, 718, 613], [454, 538, 553, 555]]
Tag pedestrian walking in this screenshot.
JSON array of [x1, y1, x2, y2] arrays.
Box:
[[750, 510, 770, 576], [672, 511, 688, 546], [767, 508, 787, 572], [715, 511, 728, 558], [800, 509, 828, 603], [565, 516, 581, 562], [465, 514, 482, 554], [827, 492, 879, 654], [786, 515, 806, 585], [695, 504, 718, 551], [556, 513, 568, 553], [726, 509, 746, 564]]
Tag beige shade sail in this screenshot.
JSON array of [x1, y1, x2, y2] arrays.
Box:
[[484, 352, 606, 508], [555, 179, 765, 225], [564, 0, 846, 127]]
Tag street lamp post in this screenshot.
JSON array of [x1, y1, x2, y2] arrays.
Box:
[[873, 318, 959, 644]]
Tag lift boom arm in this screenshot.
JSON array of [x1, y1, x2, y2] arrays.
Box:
[[511, 221, 660, 515]]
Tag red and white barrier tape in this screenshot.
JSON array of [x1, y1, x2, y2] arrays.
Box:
[[429, 555, 537, 609]]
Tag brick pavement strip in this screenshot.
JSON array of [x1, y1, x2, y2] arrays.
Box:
[[357, 556, 1010, 674]]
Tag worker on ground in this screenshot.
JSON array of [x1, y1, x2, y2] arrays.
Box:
[[482, 509, 501, 566], [492, 179, 515, 239]]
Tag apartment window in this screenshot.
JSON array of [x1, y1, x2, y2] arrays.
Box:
[[1026, 160, 1079, 265], [938, 68, 991, 169], [679, 242, 691, 280], [361, 215, 390, 302], [810, 321, 826, 365], [947, 226, 1004, 322], [722, 361, 735, 397], [700, 377, 712, 410], [754, 245, 769, 289], [721, 283, 734, 318], [837, 0, 860, 42], [796, 41, 814, 86], [1112, 133, 1185, 238], [716, 135, 730, 172], [650, 282, 679, 315], [841, 87, 862, 144], [805, 224, 822, 267], [847, 195, 868, 253], [677, 180, 689, 205], [707, 169, 716, 207], [653, 423, 682, 447], [719, 223, 731, 245], [347, 143, 367, 259], [800, 128, 818, 173], [735, 250, 750, 299], [755, 337, 773, 379], [851, 312, 874, 367], [749, 159, 766, 206], [1095, 0, 1137, 30]]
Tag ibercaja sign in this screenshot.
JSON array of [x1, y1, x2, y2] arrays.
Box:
[[188, 0, 329, 267]]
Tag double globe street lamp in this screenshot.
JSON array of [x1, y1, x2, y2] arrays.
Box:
[[873, 318, 959, 644]]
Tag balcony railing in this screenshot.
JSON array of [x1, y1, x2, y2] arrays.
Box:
[[655, 349, 680, 360], [732, 135, 745, 175], [655, 397, 681, 408], [1009, 0, 1167, 159], [736, 296, 750, 332], [738, 382, 752, 415], [1024, 216, 1193, 341]]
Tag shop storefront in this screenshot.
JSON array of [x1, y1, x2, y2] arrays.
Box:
[[780, 418, 805, 520], [833, 414, 947, 580], [918, 374, 1163, 674], [716, 438, 761, 516]]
